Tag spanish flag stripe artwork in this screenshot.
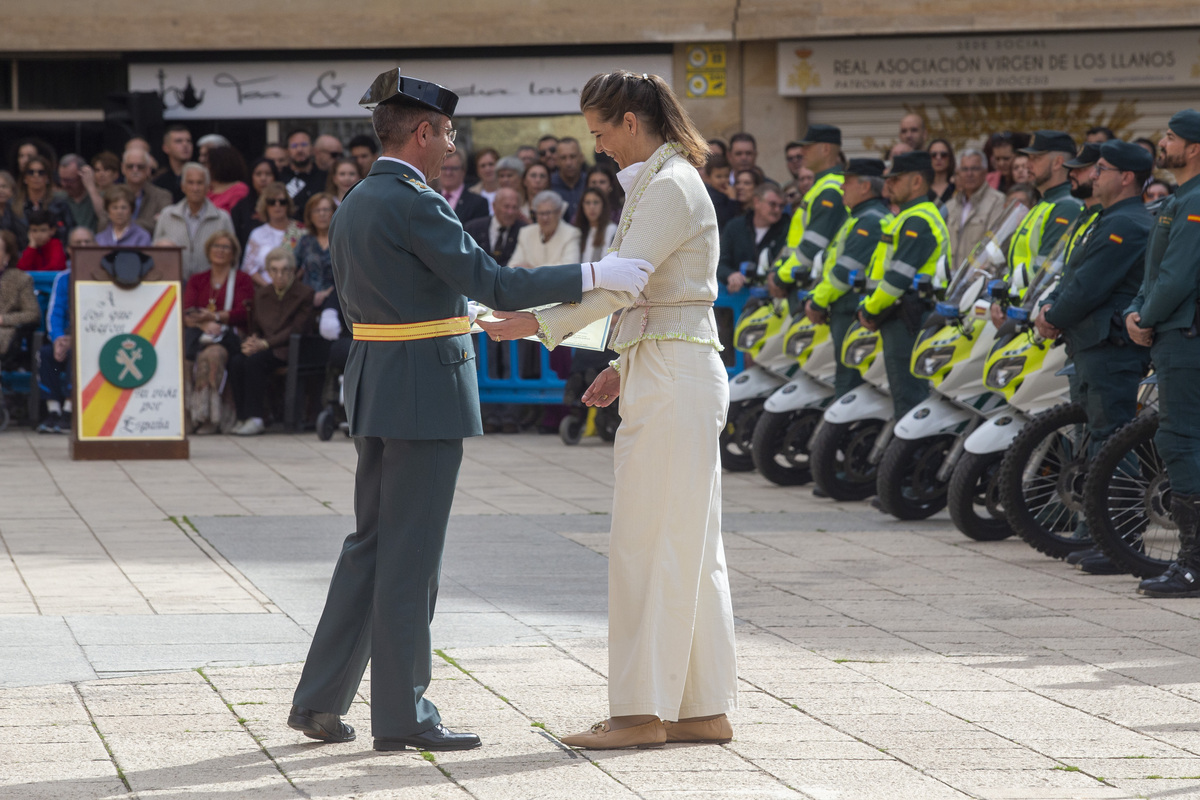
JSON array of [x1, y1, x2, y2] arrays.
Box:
[[81, 285, 177, 439]]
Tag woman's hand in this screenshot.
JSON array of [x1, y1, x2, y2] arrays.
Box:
[[313, 287, 333, 307], [582, 367, 620, 407], [477, 310, 539, 342]]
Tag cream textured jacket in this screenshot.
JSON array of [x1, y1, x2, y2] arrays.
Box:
[[535, 143, 721, 351]]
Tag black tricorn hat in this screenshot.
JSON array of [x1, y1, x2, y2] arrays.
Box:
[[359, 68, 458, 116], [885, 151, 933, 176]]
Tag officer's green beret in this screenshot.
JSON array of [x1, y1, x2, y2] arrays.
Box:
[[1100, 139, 1153, 173], [1168, 109, 1200, 143]]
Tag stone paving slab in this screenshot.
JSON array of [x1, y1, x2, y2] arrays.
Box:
[[7, 430, 1200, 798]]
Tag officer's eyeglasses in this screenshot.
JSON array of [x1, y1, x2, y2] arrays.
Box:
[[1095, 164, 1122, 174]]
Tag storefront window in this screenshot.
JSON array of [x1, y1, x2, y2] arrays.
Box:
[[17, 59, 126, 110], [0, 61, 11, 110]]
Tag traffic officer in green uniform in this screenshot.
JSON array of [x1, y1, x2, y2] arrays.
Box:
[[1126, 109, 1200, 598], [1064, 142, 1103, 263], [857, 151, 951, 417], [769, 124, 845, 300], [1056, 141, 1106, 563], [990, 131, 1085, 327], [1035, 140, 1155, 575], [287, 69, 652, 750], [804, 158, 892, 398]]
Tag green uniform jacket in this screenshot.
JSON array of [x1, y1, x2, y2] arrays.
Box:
[[1127, 172, 1200, 333], [1043, 195, 1151, 353], [330, 159, 583, 440]]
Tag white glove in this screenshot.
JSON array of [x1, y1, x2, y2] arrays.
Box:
[[466, 300, 487, 324], [588, 253, 654, 294]]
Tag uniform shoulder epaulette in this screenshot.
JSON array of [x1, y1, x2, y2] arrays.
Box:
[[405, 177, 431, 191]]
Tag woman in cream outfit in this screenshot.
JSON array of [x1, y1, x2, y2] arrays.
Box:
[[485, 71, 737, 750]]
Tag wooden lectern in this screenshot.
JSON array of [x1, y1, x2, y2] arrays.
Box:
[[69, 245, 188, 461]]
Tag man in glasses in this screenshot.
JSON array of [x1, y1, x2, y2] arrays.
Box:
[[280, 129, 327, 222], [1033, 141, 1154, 575], [313, 134, 346, 173], [287, 68, 653, 755], [117, 147, 172, 235], [536, 135, 559, 171]]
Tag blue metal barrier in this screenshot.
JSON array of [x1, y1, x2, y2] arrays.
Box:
[[475, 287, 750, 405]]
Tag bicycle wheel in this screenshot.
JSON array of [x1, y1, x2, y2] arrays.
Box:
[[999, 402, 1091, 559], [1084, 413, 1175, 578]]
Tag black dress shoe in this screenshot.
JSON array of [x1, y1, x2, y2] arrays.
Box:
[[812, 486, 829, 499], [287, 705, 356, 743], [374, 724, 481, 752], [1067, 546, 1099, 566], [1078, 553, 1126, 575]]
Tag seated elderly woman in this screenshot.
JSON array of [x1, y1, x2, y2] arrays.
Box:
[[227, 245, 315, 436], [508, 190, 581, 269], [95, 185, 152, 247], [183, 230, 256, 434]]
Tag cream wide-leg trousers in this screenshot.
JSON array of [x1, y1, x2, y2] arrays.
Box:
[[608, 338, 738, 720]]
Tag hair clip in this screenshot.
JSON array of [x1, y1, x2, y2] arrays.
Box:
[[642, 73, 649, 80]]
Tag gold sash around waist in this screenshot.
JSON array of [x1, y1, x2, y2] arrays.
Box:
[[352, 317, 471, 342]]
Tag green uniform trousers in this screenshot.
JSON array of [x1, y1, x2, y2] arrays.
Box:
[[830, 294, 865, 399], [1073, 343, 1151, 450], [293, 436, 464, 738], [879, 315, 929, 419], [1153, 330, 1200, 495]]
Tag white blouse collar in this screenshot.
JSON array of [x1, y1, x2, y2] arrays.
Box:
[[616, 161, 645, 194]]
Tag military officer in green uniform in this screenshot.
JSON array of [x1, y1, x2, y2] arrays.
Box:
[[989, 131, 1085, 328], [769, 124, 846, 301], [857, 151, 951, 418], [1035, 140, 1154, 575], [287, 69, 653, 751], [1126, 110, 1200, 598], [804, 158, 892, 398]]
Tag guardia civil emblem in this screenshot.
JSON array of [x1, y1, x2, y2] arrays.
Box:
[[99, 333, 157, 389]]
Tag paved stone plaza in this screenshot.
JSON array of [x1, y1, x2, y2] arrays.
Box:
[[3, 430, 1200, 799]]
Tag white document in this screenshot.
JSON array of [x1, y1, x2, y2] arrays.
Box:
[[472, 305, 612, 352]]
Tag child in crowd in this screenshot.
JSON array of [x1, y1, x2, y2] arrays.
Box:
[[16, 210, 66, 272]]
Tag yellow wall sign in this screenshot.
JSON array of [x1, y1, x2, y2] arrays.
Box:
[[686, 44, 727, 98]]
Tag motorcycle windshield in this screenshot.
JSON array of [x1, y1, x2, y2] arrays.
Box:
[[941, 202, 1030, 312], [1020, 218, 1077, 313]]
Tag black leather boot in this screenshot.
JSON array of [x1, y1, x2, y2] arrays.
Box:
[[1139, 493, 1200, 598]]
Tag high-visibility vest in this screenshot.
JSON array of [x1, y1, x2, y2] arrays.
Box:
[[809, 205, 893, 308], [1064, 206, 1100, 265], [775, 171, 845, 282], [862, 201, 950, 315], [1006, 195, 1084, 293]]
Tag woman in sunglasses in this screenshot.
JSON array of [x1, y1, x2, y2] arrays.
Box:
[[929, 138, 957, 206], [16, 156, 74, 242], [242, 182, 304, 286]]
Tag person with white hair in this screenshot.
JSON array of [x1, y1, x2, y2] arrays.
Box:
[[153, 161, 235, 280], [508, 190, 581, 268]]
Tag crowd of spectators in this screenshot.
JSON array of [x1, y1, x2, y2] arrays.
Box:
[[0, 113, 1180, 437]]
